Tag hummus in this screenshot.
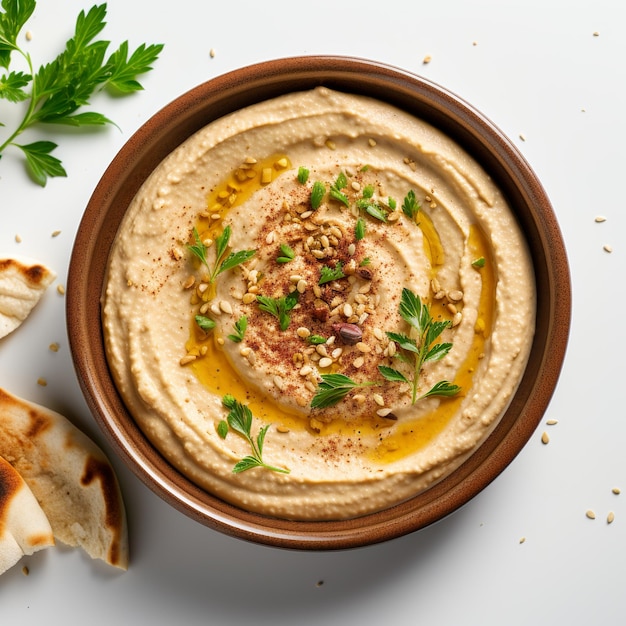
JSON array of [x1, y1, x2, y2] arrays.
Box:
[[103, 87, 535, 520]]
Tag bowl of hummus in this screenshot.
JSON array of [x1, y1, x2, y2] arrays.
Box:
[[67, 56, 570, 549]]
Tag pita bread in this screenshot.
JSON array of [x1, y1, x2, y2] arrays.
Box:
[[0, 256, 56, 340], [0, 387, 129, 570], [0, 454, 55, 575]]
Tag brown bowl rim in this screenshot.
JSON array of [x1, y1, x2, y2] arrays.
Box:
[[66, 55, 571, 550]]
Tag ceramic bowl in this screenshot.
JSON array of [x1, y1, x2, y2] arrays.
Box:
[[66, 56, 570, 549]]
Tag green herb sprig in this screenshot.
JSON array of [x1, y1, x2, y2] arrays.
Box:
[[329, 171, 349, 206], [310, 373, 379, 409], [256, 290, 299, 331], [310, 180, 325, 209], [187, 225, 256, 284], [379, 288, 460, 404], [217, 395, 289, 474], [318, 262, 346, 285], [276, 243, 295, 264], [227, 315, 247, 343], [195, 314, 216, 332], [0, 1, 163, 185], [401, 190, 421, 221]]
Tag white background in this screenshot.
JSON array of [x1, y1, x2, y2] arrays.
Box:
[[1, 1, 624, 623]]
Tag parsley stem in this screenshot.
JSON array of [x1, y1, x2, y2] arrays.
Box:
[[0, 49, 35, 154]]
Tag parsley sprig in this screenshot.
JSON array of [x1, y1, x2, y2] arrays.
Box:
[[218, 395, 289, 474], [318, 262, 346, 285], [310, 374, 379, 409], [401, 190, 421, 221], [276, 243, 295, 264], [0, 1, 163, 185], [256, 290, 299, 331], [187, 225, 256, 284], [379, 288, 460, 404], [227, 315, 247, 343]]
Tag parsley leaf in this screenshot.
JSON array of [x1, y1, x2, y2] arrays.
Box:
[[195, 314, 216, 333], [0, 70, 30, 102], [329, 171, 349, 206], [297, 166, 309, 184], [276, 243, 295, 264], [306, 334, 327, 345], [318, 262, 345, 285], [228, 315, 247, 343], [256, 291, 299, 331], [16, 141, 66, 185], [310, 180, 325, 209], [357, 198, 388, 222], [401, 190, 421, 220], [355, 217, 366, 240]]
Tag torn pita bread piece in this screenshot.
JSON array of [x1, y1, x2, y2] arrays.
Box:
[[0, 387, 129, 570], [0, 256, 56, 340], [0, 454, 55, 575]]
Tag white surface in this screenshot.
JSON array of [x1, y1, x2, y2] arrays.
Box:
[[1, 0, 623, 623]]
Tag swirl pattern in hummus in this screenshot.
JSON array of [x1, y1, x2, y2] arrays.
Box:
[[103, 87, 535, 520]]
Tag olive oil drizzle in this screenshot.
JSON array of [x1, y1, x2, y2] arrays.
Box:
[[185, 165, 496, 464], [370, 222, 496, 464]]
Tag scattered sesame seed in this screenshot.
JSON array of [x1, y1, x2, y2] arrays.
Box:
[[593, 31, 599, 37], [612, 487, 621, 495], [25, 30, 32, 41], [37, 377, 47, 387], [15, 234, 22, 243], [541, 431, 550, 444], [603, 244, 613, 253], [607, 511, 615, 524], [49, 342, 60, 352], [519, 537, 526, 544], [546, 418, 558, 425], [51, 230, 61, 237], [56, 284, 66, 295], [22, 565, 29, 576], [519, 133, 526, 141], [423, 55, 432, 64], [209, 48, 216, 58], [586, 510, 596, 520], [595, 216, 607, 223]]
